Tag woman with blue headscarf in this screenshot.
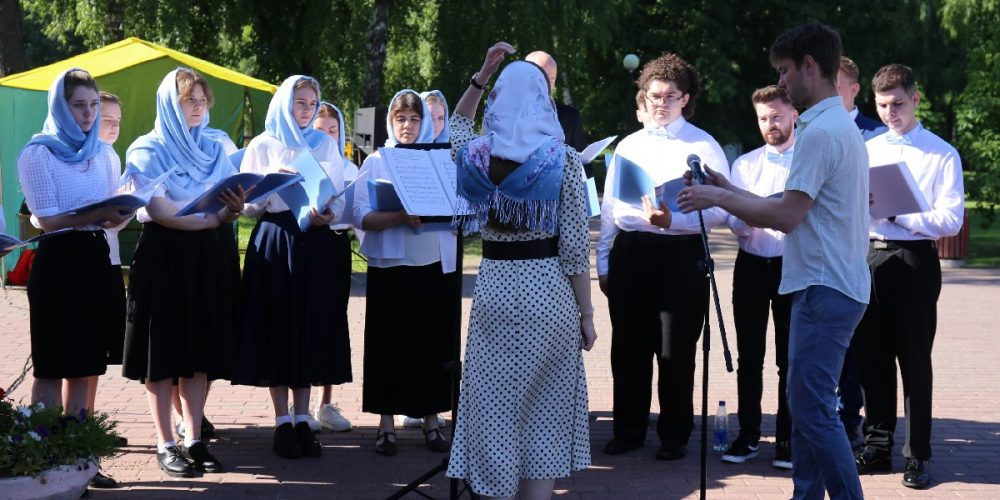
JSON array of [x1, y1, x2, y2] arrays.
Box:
[[232, 75, 348, 460], [17, 68, 132, 414], [121, 68, 246, 478], [421, 90, 451, 143], [352, 89, 458, 457], [444, 43, 596, 500]]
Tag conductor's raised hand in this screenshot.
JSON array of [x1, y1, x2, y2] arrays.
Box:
[[479, 42, 516, 81]]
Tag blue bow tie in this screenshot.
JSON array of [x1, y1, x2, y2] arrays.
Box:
[[767, 151, 793, 163], [646, 126, 676, 139], [886, 134, 912, 146]]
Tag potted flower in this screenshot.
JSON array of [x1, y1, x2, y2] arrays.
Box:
[[0, 387, 121, 499]]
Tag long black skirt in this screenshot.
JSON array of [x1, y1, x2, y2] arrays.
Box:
[[362, 262, 460, 416], [106, 264, 126, 365], [121, 222, 238, 382], [28, 230, 123, 379], [232, 211, 353, 388]]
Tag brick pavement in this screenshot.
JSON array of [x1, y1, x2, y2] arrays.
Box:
[[1, 228, 998, 499]]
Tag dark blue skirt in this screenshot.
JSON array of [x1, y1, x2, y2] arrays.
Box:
[[232, 211, 353, 388]]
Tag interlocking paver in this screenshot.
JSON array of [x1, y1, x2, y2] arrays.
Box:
[[1, 228, 998, 499]]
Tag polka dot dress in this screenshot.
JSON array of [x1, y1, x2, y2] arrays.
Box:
[[446, 116, 592, 497]]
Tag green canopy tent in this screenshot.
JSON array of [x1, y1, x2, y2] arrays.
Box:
[[0, 37, 276, 279]]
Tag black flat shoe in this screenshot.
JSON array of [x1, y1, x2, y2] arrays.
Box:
[[201, 417, 216, 439], [89, 471, 119, 488], [274, 422, 302, 459], [184, 441, 223, 473], [295, 422, 322, 457], [604, 438, 643, 455], [157, 445, 194, 478], [855, 447, 892, 474], [423, 427, 451, 453], [375, 431, 397, 456], [656, 444, 686, 461], [902, 458, 931, 489], [115, 436, 128, 447]]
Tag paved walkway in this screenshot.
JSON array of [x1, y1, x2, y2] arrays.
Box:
[[2, 228, 999, 499]]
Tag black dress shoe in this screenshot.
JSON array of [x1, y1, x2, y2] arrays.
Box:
[[157, 445, 194, 478], [423, 427, 451, 453], [604, 438, 643, 455], [375, 431, 398, 456], [855, 447, 892, 474], [115, 436, 128, 447], [274, 423, 303, 459], [89, 471, 119, 488], [184, 441, 223, 473], [201, 417, 217, 439], [295, 422, 322, 457], [656, 444, 687, 461], [902, 458, 931, 489]]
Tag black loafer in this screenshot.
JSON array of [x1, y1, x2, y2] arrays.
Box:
[[902, 458, 931, 489], [295, 422, 322, 457], [89, 471, 119, 488], [423, 428, 451, 453], [184, 441, 223, 473], [604, 438, 643, 455], [157, 445, 194, 478], [274, 423, 303, 459], [855, 447, 892, 474], [375, 431, 397, 456], [656, 444, 687, 461], [201, 417, 217, 439]]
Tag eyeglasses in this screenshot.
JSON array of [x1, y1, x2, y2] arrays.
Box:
[[645, 93, 685, 105]]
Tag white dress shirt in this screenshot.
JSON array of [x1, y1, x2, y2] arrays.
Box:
[[866, 123, 964, 241], [596, 117, 731, 276], [728, 143, 793, 258], [18, 143, 119, 231]]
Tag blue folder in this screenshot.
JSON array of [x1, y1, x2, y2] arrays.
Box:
[[277, 150, 336, 232], [175, 172, 301, 217]]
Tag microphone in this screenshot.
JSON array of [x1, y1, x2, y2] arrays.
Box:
[[687, 154, 706, 185]]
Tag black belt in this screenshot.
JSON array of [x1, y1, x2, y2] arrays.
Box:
[[737, 248, 783, 265], [620, 230, 701, 242], [870, 239, 936, 251], [482, 237, 559, 260]]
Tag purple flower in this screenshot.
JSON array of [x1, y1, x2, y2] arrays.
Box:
[[11, 434, 23, 443], [35, 425, 50, 438]]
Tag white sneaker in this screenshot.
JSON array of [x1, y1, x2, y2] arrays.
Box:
[[314, 403, 352, 432], [289, 405, 322, 433], [401, 414, 446, 428]]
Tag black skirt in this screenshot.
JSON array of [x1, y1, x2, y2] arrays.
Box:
[[362, 262, 460, 416], [232, 211, 353, 388], [121, 222, 239, 382], [28, 230, 122, 379], [106, 265, 126, 365]]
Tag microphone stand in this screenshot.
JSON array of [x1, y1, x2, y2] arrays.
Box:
[[692, 199, 734, 500]]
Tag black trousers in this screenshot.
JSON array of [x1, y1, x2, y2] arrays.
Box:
[[732, 249, 792, 444], [854, 240, 940, 459], [608, 231, 708, 447]]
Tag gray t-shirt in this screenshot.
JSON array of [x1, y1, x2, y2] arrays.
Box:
[[779, 96, 871, 304]]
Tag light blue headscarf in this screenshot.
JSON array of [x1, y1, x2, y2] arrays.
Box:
[[420, 90, 450, 143], [21, 67, 104, 163], [384, 89, 435, 147], [320, 101, 347, 156], [265, 75, 328, 151], [124, 68, 234, 201]]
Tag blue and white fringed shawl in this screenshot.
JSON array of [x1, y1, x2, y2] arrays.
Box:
[[456, 135, 565, 234]]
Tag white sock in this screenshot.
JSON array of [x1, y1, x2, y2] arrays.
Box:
[[184, 438, 200, 448], [275, 415, 293, 427], [294, 414, 311, 425], [157, 441, 177, 453]]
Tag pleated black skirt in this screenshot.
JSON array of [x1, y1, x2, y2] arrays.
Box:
[[121, 222, 239, 382], [232, 211, 353, 388], [28, 230, 122, 379], [362, 262, 460, 416]]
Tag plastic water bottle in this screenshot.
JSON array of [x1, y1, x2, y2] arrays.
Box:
[[713, 401, 729, 452]]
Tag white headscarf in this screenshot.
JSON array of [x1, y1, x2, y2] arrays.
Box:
[[482, 61, 565, 163]]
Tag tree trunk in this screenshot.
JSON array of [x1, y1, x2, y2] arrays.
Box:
[[362, 0, 389, 107], [0, 0, 26, 76]]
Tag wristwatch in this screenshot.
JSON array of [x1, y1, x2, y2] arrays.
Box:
[[469, 73, 486, 90]]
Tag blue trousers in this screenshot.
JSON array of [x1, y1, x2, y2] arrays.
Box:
[[788, 286, 866, 500]]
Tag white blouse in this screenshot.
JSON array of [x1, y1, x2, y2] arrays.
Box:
[[240, 134, 346, 227], [18, 143, 120, 231]]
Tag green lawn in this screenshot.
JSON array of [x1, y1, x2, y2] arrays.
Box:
[[967, 202, 1000, 268]]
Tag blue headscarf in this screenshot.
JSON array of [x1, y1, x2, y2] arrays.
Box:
[[455, 61, 566, 234], [124, 68, 234, 201], [265, 75, 328, 151], [21, 68, 104, 163], [320, 101, 347, 157], [384, 89, 435, 147], [420, 90, 450, 143]]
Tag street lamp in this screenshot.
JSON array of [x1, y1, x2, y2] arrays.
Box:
[[623, 53, 640, 72]]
